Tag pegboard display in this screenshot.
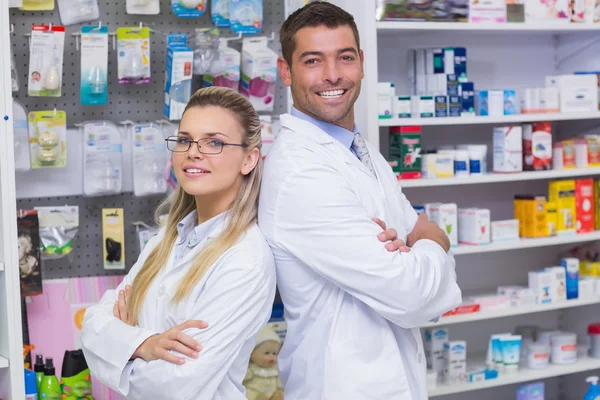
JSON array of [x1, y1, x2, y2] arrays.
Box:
[[16, 193, 163, 279], [10, 0, 288, 125]]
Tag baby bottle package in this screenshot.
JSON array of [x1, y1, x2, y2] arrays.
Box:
[[82, 121, 123, 197], [172, 0, 206, 17], [212, 0, 230, 26], [191, 28, 220, 75], [230, 0, 263, 34], [28, 110, 67, 169], [202, 38, 241, 91], [13, 100, 30, 171], [132, 124, 168, 197], [117, 27, 151, 84], [80, 25, 109, 105], [57, 0, 99, 25], [20, 0, 54, 10], [126, 0, 160, 14], [164, 34, 193, 120], [240, 37, 278, 112], [28, 24, 65, 97]]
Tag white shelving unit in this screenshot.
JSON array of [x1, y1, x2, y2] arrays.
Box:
[[376, 21, 600, 32]]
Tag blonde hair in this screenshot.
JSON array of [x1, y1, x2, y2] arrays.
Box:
[[127, 87, 263, 324]]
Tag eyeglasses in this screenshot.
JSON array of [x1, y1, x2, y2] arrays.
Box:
[[165, 136, 246, 155]]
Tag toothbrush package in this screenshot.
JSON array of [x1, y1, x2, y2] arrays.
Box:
[[81, 25, 109, 105], [211, 0, 230, 27], [28, 110, 67, 169], [117, 27, 151, 84], [230, 0, 263, 34], [82, 121, 123, 197], [28, 24, 65, 97], [132, 124, 168, 197], [240, 37, 278, 112], [202, 38, 241, 92], [164, 34, 193, 120], [126, 0, 160, 14], [57, 0, 99, 25], [172, 0, 206, 17], [13, 100, 30, 171]]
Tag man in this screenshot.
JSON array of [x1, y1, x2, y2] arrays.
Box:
[[258, 2, 462, 399]]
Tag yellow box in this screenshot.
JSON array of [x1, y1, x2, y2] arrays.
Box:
[[522, 196, 547, 238], [548, 180, 576, 235], [102, 208, 125, 270], [595, 180, 600, 230], [514, 195, 530, 237], [546, 201, 557, 236], [581, 261, 600, 277]]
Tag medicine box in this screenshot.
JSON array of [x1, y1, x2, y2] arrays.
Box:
[[575, 138, 590, 167], [377, 82, 395, 119], [469, 0, 507, 23], [560, 257, 579, 300], [548, 180, 576, 235], [424, 328, 448, 376], [447, 74, 459, 97], [595, 180, 600, 230], [435, 153, 455, 177], [586, 137, 600, 166], [555, 74, 598, 112], [494, 126, 523, 173], [438, 203, 458, 247], [528, 270, 552, 304], [163, 34, 193, 121], [458, 208, 491, 245], [546, 201, 557, 236], [460, 82, 475, 116], [448, 96, 461, 117], [522, 122, 552, 171], [444, 340, 467, 385], [396, 96, 412, 118], [390, 126, 422, 179], [522, 196, 548, 238], [491, 219, 519, 242], [478, 90, 503, 116], [576, 178, 594, 233], [435, 96, 448, 117], [544, 266, 567, 302], [412, 96, 435, 118], [517, 382, 544, 400]]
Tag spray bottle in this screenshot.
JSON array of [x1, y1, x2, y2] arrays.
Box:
[[34, 354, 44, 392], [39, 357, 61, 400], [585, 376, 600, 400]]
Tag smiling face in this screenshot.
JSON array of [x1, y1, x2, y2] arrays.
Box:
[[172, 106, 258, 206], [250, 340, 281, 368], [278, 25, 364, 131]]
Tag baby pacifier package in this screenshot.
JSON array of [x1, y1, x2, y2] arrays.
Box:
[[240, 37, 278, 112], [230, 0, 263, 34], [28, 110, 67, 169], [172, 0, 206, 17]]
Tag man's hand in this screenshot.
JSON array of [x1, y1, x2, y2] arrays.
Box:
[[372, 218, 411, 253], [132, 320, 209, 364], [407, 214, 450, 252]]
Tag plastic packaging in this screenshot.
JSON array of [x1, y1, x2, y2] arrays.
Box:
[[527, 343, 549, 369], [132, 124, 168, 197], [211, 0, 230, 26], [487, 333, 511, 368], [589, 323, 600, 359], [551, 332, 577, 364], [13, 100, 30, 171], [126, 0, 159, 14], [82, 121, 123, 196], [172, 0, 206, 17], [61, 350, 93, 398], [230, 0, 263, 34], [240, 36, 278, 112], [117, 27, 151, 84], [34, 206, 79, 260], [81, 25, 109, 105], [202, 38, 241, 91], [39, 358, 61, 399], [191, 28, 220, 75], [28, 110, 67, 168], [34, 354, 45, 392], [500, 335, 522, 371], [20, 0, 54, 10], [10, 44, 19, 92], [57, 0, 99, 25], [28, 24, 65, 97]]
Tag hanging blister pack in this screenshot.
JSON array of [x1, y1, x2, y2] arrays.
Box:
[[20, 0, 54, 10], [13, 100, 31, 171], [117, 27, 151, 84], [82, 121, 123, 197], [191, 28, 220, 75], [57, 0, 99, 26], [132, 124, 168, 197], [172, 0, 206, 17], [9, 0, 23, 7], [230, 0, 263, 34], [11, 42, 19, 92], [28, 24, 65, 97], [34, 206, 80, 260], [212, 0, 230, 27], [203, 38, 241, 91], [81, 25, 109, 105], [240, 36, 278, 111], [126, 0, 160, 14], [28, 110, 67, 169]]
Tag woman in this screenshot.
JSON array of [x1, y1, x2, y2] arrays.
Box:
[[81, 87, 277, 400]]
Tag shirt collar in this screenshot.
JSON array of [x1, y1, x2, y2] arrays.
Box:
[[176, 211, 228, 244], [290, 107, 358, 150]]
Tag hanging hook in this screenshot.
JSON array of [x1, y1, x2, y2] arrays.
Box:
[[10, 24, 14, 34], [132, 221, 152, 230]]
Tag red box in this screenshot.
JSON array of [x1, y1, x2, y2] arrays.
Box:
[[576, 178, 595, 233], [523, 122, 552, 170]]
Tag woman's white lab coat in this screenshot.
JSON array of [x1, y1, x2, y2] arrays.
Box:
[[258, 114, 462, 400], [80, 218, 277, 400]]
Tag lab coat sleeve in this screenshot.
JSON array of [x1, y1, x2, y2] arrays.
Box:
[[119, 249, 275, 400], [272, 164, 462, 329], [80, 230, 165, 392]]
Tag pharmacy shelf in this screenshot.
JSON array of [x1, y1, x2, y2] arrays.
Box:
[[452, 231, 600, 255], [428, 357, 600, 397], [378, 111, 600, 127], [377, 21, 600, 33], [0, 356, 8, 369], [421, 297, 600, 328], [0, 261, 4, 271], [398, 167, 600, 188]]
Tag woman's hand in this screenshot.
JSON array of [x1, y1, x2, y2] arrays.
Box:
[[132, 320, 209, 365], [113, 285, 134, 326]]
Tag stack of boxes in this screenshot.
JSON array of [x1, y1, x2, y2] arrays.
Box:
[[424, 327, 468, 385]]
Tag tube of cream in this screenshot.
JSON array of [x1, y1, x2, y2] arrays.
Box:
[[490, 333, 512, 369], [500, 335, 522, 371]]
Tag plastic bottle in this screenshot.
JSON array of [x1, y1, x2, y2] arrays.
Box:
[[24, 368, 38, 399], [39, 358, 61, 400], [585, 376, 600, 400], [34, 354, 44, 392]]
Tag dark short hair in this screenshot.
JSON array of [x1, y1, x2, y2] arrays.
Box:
[[280, 1, 360, 66]]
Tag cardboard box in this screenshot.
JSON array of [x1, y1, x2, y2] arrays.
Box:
[[548, 180, 576, 235], [528, 270, 553, 304], [448, 95, 462, 117], [458, 208, 491, 245], [491, 219, 520, 242], [544, 266, 567, 302], [575, 178, 594, 233], [560, 257, 580, 300], [522, 196, 548, 238], [163, 34, 193, 120], [494, 126, 523, 173], [546, 201, 557, 236], [390, 126, 422, 179], [424, 328, 449, 376], [435, 95, 449, 117], [439, 203, 458, 247], [460, 82, 475, 116], [412, 95, 435, 118], [444, 341, 467, 385], [377, 82, 395, 119]]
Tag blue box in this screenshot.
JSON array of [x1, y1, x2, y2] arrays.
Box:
[[435, 95, 448, 117], [433, 48, 445, 74], [560, 258, 579, 300], [460, 82, 475, 116], [503, 89, 518, 115], [453, 47, 467, 83], [164, 34, 193, 121], [447, 74, 459, 96], [449, 95, 461, 117], [517, 382, 544, 400]]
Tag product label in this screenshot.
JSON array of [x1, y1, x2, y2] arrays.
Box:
[[102, 208, 125, 270], [28, 24, 66, 97]]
